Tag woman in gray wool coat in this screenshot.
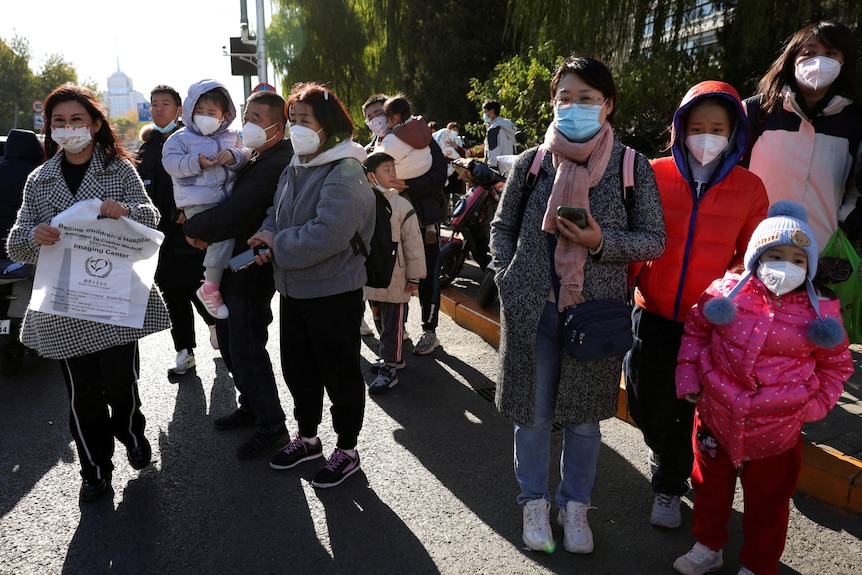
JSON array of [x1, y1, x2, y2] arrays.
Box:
[[490, 56, 666, 555]]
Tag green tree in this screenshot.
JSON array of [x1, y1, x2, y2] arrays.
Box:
[[34, 54, 79, 100], [267, 0, 513, 134], [268, 0, 370, 114], [0, 36, 35, 133], [466, 42, 562, 147]]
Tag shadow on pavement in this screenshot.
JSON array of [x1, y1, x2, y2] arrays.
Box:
[[0, 359, 74, 520]]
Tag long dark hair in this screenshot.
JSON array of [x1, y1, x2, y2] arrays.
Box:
[[757, 20, 860, 114], [286, 82, 354, 150], [43, 84, 132, 163]]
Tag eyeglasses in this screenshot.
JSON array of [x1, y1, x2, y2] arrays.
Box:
[[816, 256, 853, 283], [554, 96, 607, 109]]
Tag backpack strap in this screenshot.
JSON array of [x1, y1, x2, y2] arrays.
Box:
[[620, 145, 637, 220]]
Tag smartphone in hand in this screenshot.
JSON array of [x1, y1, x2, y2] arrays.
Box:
[[557, 206, 589, 229], [229, 244, 271, 272]]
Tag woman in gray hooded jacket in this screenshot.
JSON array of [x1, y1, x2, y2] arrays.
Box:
[[251, 83, 375, 489]]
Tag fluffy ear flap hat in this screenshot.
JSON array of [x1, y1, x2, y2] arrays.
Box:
[[702, 200, 844, 348]]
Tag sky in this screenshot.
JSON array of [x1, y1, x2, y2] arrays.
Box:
[[1, 0, 274, 128]]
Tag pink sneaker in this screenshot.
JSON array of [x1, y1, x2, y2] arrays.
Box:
[[196, 285, 229, 319]]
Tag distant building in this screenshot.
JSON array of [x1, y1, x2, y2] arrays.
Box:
[[104, 65, 146, 120]]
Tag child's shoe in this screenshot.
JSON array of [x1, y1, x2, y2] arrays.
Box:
[[673, 542, 723, 575], [311, 448, 360, 488], [369, 363, 399, 394], [197, 282, 228, 319], [650, 493, 682, 528]]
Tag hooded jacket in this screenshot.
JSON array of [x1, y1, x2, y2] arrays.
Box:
[[0, 130, 43, 260], [744, 88, 862, 251], [375, 116, 432, 180], [162, 79, 250, 208], [484, 116, 517, 168], [260, 139, 375, 299], [635, 81, 769, 322], [676, 273, 851, 467]]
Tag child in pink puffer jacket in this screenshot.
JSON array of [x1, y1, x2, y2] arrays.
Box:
[[672, 201, 852, 575]]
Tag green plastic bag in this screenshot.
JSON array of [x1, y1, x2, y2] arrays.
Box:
[[817, 229, 862, 343]]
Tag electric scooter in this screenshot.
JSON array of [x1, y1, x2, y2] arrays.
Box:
[[439, 158, 505, 303]]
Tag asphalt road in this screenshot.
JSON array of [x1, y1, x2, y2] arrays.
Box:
[[1, 297, 860, 575]]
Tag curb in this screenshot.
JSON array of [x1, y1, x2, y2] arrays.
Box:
[[440, 287, 862, 513]]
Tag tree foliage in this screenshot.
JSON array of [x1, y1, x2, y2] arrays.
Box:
[[0, 35, 81, 134], [267, 0, 513, 136]]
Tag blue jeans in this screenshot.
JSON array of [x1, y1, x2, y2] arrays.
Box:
[[514, 300, 602, 507]]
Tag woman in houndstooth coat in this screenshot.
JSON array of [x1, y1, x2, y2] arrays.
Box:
[[7, 85, 169, 503]]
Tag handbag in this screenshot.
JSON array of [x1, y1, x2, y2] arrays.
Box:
[[562, 298, 633, 361], [817, 229, 862, 343]]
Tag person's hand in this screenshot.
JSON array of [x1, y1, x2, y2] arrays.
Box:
[[186, 236, 208, 250], [100, 199, 130, 219], [199, 154, 218, 168], [684, 393, 701, 404], [249, 231, 275, 265], [405, 281, 420, 292], [557, 213, 603, 252], [34, 223, 60, 246], [215, 149, 235, 165], [391, 179, 408, 192]]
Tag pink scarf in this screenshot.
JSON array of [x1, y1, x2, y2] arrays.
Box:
[[541, 121, 614, 310]]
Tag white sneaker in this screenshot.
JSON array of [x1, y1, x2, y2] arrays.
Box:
[[209, 325, 219, 350], [413, 330, 439, 355], [170, 349, 195, 375], [651, 493, 682, 528], [558, 501, 594, 553], [522, 499, 555, 553], [673, 542, 723, 575], [360, 318, 374, 336]]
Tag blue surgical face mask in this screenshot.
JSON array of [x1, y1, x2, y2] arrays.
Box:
[[153, 121, 176, 134], [482, 113, 491, 123], [554, 103, 604, 142]]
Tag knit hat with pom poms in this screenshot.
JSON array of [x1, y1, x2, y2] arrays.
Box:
[[702, 200, 845, 348]]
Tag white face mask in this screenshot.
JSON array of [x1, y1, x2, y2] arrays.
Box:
[[794, 56, 842, 91], [289, 125, 324, 155], [193, 114, 222, 136], [365, 115, 388, 138], [51, 125, 93, 154], [685, 133, 729, 165], [242, 122, 278, 150], [756, 260, 807, 296]]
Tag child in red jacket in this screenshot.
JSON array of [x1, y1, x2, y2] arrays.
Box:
[[673, 201, 852, 575], [624, 81, 768, 530]]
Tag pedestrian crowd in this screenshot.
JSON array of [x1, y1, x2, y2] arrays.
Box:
[[3, 18, 860, 575]]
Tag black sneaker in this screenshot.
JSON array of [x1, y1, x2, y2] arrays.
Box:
[[270, 435, 324, 470], [236, 427, 290, 459], [214, 409, 256, 430], [127, 436, 151, 470], [311, 448, 361, 488], [370, 358, 406, 374], [79, 477, 110, 502], [368, 364, 399, 395]]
